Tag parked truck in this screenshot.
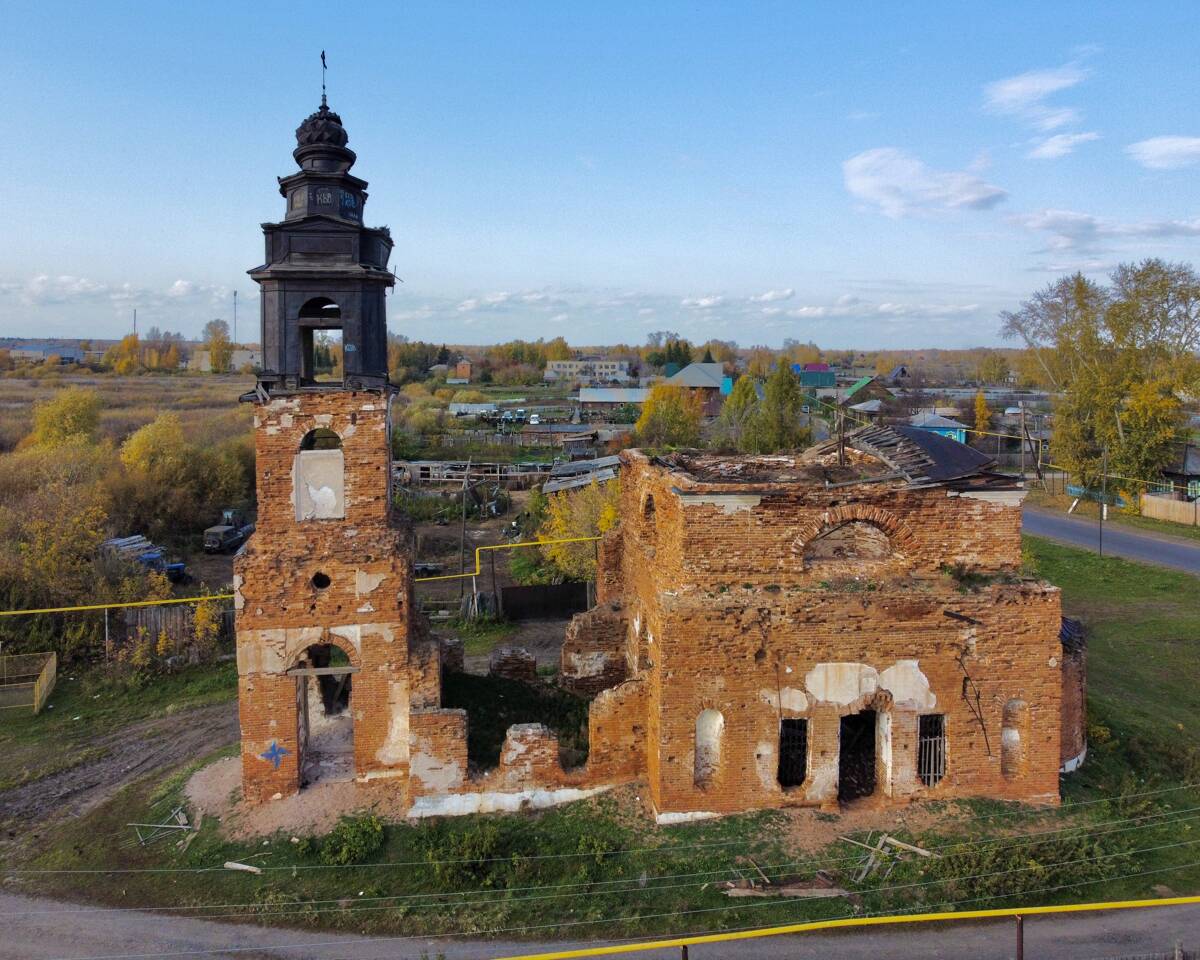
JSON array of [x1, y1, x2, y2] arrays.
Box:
[[203, 508, 255, 554]]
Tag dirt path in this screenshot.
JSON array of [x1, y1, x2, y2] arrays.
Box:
[[0, 702, 238, 823]]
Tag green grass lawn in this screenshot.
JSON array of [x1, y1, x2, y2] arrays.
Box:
[[0, 661, 237, 790], [6, 538, 1200, 940]]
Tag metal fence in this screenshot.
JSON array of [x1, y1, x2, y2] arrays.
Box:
[[0, 652, 57, 714]]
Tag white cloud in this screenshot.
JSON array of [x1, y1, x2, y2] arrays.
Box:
[[19, 274, 110, 305], [680, 295, 725, 309], [1013, 207, 1200, 268], [166, 279, 196, 298], [1126, 136, 1200, 170], [1026, 132, 1099, 160], [749, 288, 795, 303], [984, 64, 1088, 131], [843, 148, 1007, 218]]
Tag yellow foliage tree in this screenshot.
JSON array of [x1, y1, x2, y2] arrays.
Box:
[[120, 412, 189, 479], [31, 387, 102, 447], [537, 478, 621, 581], [104, 334, 143, 375], [973, 390, 991, 438], [634, 384, 703, 447], [192, 599, 223, 662]]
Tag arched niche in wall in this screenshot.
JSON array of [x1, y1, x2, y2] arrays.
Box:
[[1001, 698, 1028, 780], [295, 428, 345, 521], [802, 520, 893, 564], [694, 708, 724, 789]]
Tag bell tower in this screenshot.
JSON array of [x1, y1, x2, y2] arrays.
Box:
[[234, 96, 419, 804], [248, 96, 394, 393]]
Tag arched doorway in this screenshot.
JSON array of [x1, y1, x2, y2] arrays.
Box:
[[290, 640, 357, 786]]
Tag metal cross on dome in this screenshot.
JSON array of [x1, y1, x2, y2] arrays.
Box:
[[260, 741, 289, 769]]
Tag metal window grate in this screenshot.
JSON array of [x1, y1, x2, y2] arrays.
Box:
[[778, 718, 808, 788], [918, 714, 947, 787]]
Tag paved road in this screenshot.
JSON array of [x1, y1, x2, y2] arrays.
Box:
[[2, 891, 1199, 960], [1023, 506, 1200, 574]]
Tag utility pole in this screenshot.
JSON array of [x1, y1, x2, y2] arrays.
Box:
[[837, 408, 846, 466], [1015, 915, 1024, 960], [1099, 445, 1108, 558], [1018, 402, 1026, 481], [233, 290, 238, 346], [132, 308, 137, 337]]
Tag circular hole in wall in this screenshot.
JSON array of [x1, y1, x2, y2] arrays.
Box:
[[311, 572, 331, 590]]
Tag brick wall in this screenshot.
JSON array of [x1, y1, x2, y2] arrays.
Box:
[[564, 451, 1070, 819], [236, 389, 416, 803], [560, 601, 629, 695]]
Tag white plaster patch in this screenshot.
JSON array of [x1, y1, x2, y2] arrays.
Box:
[[374, 680, 410, 766], [567, 651, 610, 678], [357, 603, 376, 614], [878, 660, 936, 710], [232, 574, 244, 611], [409, 736, 464, 792], [314, 414, 333, 427], [680, 493, 763, 515], [655, 810, 720, 825], [1049, 656, 1059, 668], [1001, 728, 1021, 749], [355, 570, 386, 596], [755, 740, 777, 790], [408, 786, 610, 818], [806, 663, 878, 705], [279, 414, 293, 428]]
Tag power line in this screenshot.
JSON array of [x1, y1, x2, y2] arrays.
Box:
[[11, 799, 1200, 925], [9, 780, 1197, 879], [28, 842, 1200, 960]]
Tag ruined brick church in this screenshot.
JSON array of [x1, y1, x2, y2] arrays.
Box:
[[234, 101, 1085, 818]]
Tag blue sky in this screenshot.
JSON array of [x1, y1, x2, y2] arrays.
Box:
[[3, 1, 1200, 348]]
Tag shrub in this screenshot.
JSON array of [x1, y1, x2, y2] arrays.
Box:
[[320, 815, 385, 866]]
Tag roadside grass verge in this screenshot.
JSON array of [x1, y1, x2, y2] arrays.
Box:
[[6, 538, 1200, 940]]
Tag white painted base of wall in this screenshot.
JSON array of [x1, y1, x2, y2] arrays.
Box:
[[407, 785, 611, 818], [654, 810, 720, 825], [1060, 744, 1087, 774]]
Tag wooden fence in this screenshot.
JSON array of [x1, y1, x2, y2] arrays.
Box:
[[0, 652, 57, 715], [1142, 494, 1200, 527]]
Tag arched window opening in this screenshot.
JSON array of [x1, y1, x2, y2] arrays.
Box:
[[803, 521, 892, 564], [298, 298, 343, 384], [694, 709, 724, 788], [300, 428, 342, 451], [290, 641, 357, 787], [1001, 699, 1027, 780]]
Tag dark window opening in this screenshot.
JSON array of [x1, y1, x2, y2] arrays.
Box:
[[918, 714, 947, 787], [299, 428, 342, 451], [838, 710, 877, 802], [777, 718, 808, 788], [297, 298, 343, 383]]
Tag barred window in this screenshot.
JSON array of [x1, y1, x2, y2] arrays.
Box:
[[918, 714, 946, 787]]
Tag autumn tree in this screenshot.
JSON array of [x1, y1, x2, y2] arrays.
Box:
[[31, 387, 102, 447], [1001, 261, 1198, 487], [714, 375, 760, 450], [537, 477, 621, 581], [103, 334, 143, 375], [973, 390, 991, 438], [977, 353, 1009, 385], [751, 362, 810, 452], [634, 384, 703, 447], [203, 319, 234, 373]]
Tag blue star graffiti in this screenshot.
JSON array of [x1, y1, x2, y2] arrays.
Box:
[[260, 741, 290, 769]]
